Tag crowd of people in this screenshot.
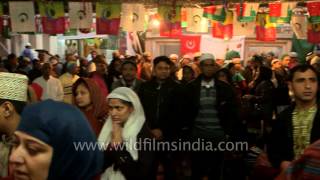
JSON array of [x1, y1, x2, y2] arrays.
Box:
[[1, 45, 320, 180]]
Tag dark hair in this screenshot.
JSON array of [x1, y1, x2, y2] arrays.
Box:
[[92, 55, 107, 65], [215, 68, 233, 84], [288, 64, 319, 82], [121, 60, 137, 71], [226, 63, 235, 70], [153, 56, 171, 67], [251, 55, 264, 64], [0, 99, 26, 114], [109, 98, 133, 108], [254, 66, 272, 86], [7, 53, 16, 60]]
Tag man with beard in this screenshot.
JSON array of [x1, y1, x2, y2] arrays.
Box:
[[0, 72, 28, 177]]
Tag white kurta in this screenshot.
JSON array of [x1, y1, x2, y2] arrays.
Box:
[[33, 76, 64, 101]]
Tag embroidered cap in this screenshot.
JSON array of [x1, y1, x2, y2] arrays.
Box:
[[0, 72, 28, 102]]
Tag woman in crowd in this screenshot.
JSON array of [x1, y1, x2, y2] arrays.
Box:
[[98, 87, 156, 180], [9, 100, 103, 180], [72, 77, 108, 136]]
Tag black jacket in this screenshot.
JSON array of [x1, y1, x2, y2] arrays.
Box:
[[138, 78, 183, 139], [184, 75, 239, 136], [104, 124, 156, 180], [268, 104, 320, 168]]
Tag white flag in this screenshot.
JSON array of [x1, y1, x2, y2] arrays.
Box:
[[9, 2, 35, 32], [120, 3, 145, 32], [186, 8, 208, 33], [69, 2, 92, 29], [281, 2, 296, 17], [233, 11, 256, 36], [291, 15, 307, 39]]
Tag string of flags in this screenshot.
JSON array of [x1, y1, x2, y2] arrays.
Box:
[[0, 1, 319, 44]]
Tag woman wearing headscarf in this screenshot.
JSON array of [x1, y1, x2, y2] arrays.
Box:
[[98, 87, 156, 180], [72, 77, 108, 136], [9, 100, 104, 180]]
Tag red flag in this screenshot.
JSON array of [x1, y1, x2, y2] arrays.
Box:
[[180, 35, 201, 55], [307, 1, 320, 23], [212, 22, 233, 39], [211, 10, 233, 40], [307, 23, 320, 44], [42, 17, 65, 34], [159, 6, 182, 38], [38, 2, 65, 34], [269, 3, 282, 17], [256, 13, 276, 41], [96, 3, 121, 35]]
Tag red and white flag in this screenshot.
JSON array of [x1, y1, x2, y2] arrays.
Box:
[[180, 35, 201, 55]]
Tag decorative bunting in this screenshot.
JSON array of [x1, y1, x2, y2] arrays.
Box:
[[291, 15, 308, 39], [233, 9, 256, 36], [256, 13, 276, 41], [181, 8, 188, 28], [9, 2, 35, 32], [96, 2, 121, 35], [307, 1, 320, 24], [212, 10, 233, 40], [69, 2, 92, 29], [235, 3, 259, 22], [269, 2, 295, 24], [180, 35, 201, 55], [307, 22, 320, 44], [38, 2, 65, 34], [203, 5, 226, 22], [186, 8, 208, 33], [120, 3, 145, 32], [158, 5, 182, 37]]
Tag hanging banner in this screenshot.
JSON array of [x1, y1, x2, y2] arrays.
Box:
[[120, 3, 145, 32], [200, 35, 245, 60], [181, 8, 188, 28], [9, 2, 35, 32], [233, 10, 256, 36], [307, 22, 320, 44], [212, 10, 233, 40], [96, 2, 121, 35], [69, 2, 92, 29], [307, 1, 320, 24], [235, 3, 259, 22], [186, 8, 208, 33], [291, 15, 308, 39], [256, 13, 276, 41], [158, 5, 182, 37], [203, 5, 226, 22], [38, 2, 65, 34], [269, 2, 295, 24], [180, 35, 201, 55]]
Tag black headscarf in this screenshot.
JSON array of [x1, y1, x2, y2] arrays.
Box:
[[17, 100, 103, 179]]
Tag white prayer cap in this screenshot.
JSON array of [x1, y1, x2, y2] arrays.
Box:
[[169, 54, 179, 59], [289, 52, 298, 58], [0, 72, 28, 102]]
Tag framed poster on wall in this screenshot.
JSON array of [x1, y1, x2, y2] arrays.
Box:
[[244, 38, 292, 65]]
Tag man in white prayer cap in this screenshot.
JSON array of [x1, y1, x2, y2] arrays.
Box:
[[0, 72, 28, 177]]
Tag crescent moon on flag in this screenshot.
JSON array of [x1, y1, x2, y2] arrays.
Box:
[[186, 40, 196, 49], [18, 13, 29, 23], [77, 10, 86, 20], [45, 7, 56, 19], [192, 15, 201, 24], [132, 12, 139, 23], [102, 8, 111, 19]]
